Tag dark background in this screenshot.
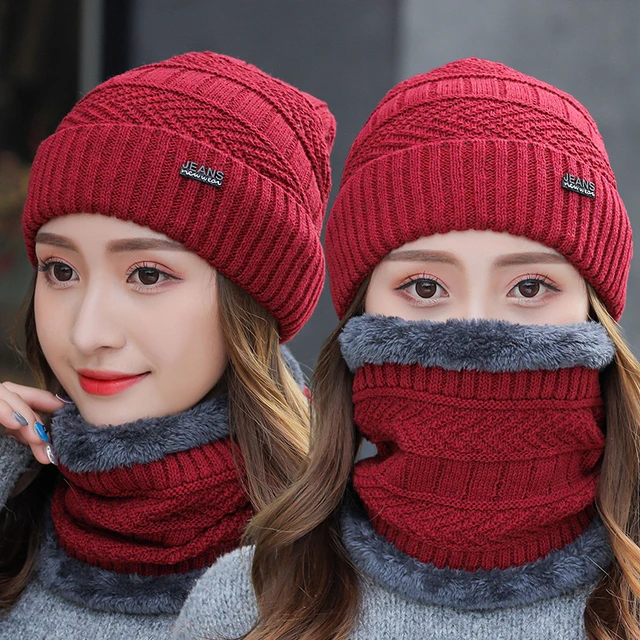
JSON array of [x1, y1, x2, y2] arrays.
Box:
[[1, 0, 638, 381]]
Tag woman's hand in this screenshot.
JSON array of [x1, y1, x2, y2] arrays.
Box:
[[0, 382, 65, 464]]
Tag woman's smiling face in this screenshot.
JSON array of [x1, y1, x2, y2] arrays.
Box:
[[34, 213, 228, 426], [365, 230, 589, 325]]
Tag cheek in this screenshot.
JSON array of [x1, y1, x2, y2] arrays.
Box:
[[549, 276, 590, 324], [365, 269, 397, 316], [33, 280, 67, 368], [565, 288, 590, 323], [138, 296, 228, 398]]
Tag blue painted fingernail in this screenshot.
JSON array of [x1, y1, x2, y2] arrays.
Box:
[[34, 421, 50, 443], [13, 411, 28, 426]]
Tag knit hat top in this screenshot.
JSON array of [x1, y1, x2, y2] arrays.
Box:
[[23, 51, 336, 342], [326, 57, 631, 320]]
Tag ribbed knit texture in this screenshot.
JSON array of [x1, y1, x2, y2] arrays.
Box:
[[22, 52, 336, 341], [352, 363, 605, 571], [326, 57, 631, 320], [51, 437, 250, 576]]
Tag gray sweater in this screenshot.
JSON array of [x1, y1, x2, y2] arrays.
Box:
[[0, 394, 232, 640], [0, 347, 305, 640], [0, 432, 190, 640], [173, 499, 611, 640]]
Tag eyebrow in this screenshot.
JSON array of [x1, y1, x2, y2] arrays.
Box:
[[492, 252, 568, 268], [383, 249, 567, 268], [383, 250, 461, 266], [34, 232, 187, 253]]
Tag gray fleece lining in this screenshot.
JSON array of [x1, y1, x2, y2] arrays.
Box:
[[38, 513, 203, 615], [51, 346, 305, 474], [50, 394, 230, 473], [340, 315, 615, 373], [341, 495, 611, 611]]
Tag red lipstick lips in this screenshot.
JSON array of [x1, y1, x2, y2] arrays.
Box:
[[77, 369, 149, 396]]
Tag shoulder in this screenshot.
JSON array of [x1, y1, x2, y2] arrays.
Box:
[[173, 546, 258, 639], [0, 577, 174, 640]]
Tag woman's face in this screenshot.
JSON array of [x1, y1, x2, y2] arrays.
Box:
[[34, 214, 227, 426], [366, 230, 589, 324]]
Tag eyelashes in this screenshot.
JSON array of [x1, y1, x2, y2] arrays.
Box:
[[394, 272, 562, 307], [396, 273, 446, 292], [125, 261, 181, 290], [37, 258, 181, 292], [37, 260, 77, 288], [395, 273, 447, 306]]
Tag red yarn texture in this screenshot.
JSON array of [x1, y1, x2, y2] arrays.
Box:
[[326, 57, 631, 321], [51, 438, 251, 576], [22, 52, 336, 341], [352, 362, 605, 571]]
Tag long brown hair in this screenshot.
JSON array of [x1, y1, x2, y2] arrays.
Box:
[[246, 282, 640, 640], [0, 272, 309, 608], [585, 290, 640, 639]]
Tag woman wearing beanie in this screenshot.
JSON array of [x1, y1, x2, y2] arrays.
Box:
[[0, 51, 335, 639], [175, 58, 640, 640]]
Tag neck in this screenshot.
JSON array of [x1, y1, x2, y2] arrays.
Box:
[[341, 315, 614, 572]]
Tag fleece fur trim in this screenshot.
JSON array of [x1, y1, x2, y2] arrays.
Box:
[[38, 513, 203, 614], [341, 494, 611, 611], [51, 394, 229, 473], [51, 348, 305, 474], [0, 434, 34, 508], [340, 315, 615, 373]]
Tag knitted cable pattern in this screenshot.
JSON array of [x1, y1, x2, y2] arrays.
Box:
[[326, 57, 631, 321], [23, 52, 336, 341]]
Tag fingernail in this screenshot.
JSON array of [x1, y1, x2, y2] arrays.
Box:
[[13, 411, 28, 426], [55, 393, 74, 404], [46, 445, 58, 466], [34, 421, 50, 443]]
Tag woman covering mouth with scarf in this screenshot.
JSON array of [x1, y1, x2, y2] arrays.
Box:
[[175, 58, 640, 640]]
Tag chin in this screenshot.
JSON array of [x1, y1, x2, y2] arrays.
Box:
[[74, 399, 152, 427]]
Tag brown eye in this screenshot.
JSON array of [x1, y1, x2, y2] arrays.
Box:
[[415, 280, 437, 298], [137, 268, 160, 285], [517, 280, 540, 298], [52, 263, 73, 282]]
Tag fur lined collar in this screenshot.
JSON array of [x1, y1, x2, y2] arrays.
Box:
[[340, 315, 615, 373], [341, 494, 611, 611], [51, 345, 304, 473]]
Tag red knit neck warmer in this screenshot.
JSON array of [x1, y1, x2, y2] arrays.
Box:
[[51, 437, 251, 576], [343, 316, 613, 572]]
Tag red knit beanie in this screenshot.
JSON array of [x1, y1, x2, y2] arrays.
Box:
[[22, 51, 336, 342], [326, 57, 632, 321]]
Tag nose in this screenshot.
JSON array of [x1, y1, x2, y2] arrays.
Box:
[[70, 286, 127, 355], [453, 291, 501, 321]]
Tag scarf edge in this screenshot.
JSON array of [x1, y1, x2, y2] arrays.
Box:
[[340, 494, 611, 611], [38, 513, 204, 615], [340, 315, 616, 373]]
